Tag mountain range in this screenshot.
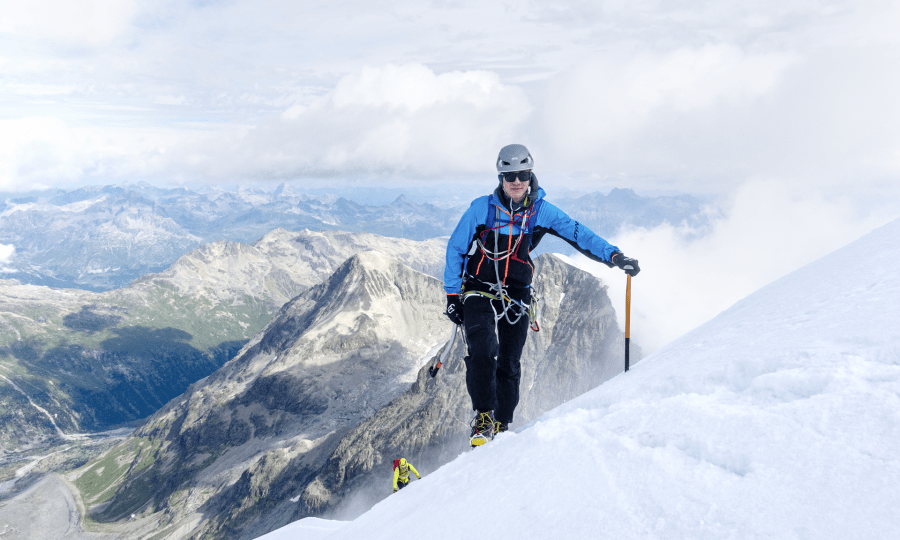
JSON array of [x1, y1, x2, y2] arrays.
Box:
[[0, 182, 688, 539], [0, 230, 445, 455], [1, 183, 712, 291], [62, 250, 632, 539]]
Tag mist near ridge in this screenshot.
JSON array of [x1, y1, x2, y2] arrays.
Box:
[[573, 179, 898, 353]]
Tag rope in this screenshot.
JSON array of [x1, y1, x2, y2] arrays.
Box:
[[474, 204, 535, 262], [464, 198, 542, 331]]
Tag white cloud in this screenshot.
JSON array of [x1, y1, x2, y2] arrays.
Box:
[[164, 63, 531, 180], [543, 44, 798, 145], [537, 44, 802, 184], [0, 117, 190, 191], [3, 83, 79, 96], [536, 37, 900, 201], [155, 95, 188, 106], [0, 0, 897, 203], [573, 178, 894, 353], [0, 117, 93, 190], [0, 0, 140, 47], [328, 64, 508, 112]]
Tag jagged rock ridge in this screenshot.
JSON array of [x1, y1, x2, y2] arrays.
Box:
[[0, 230, 445, 455], [74, 253, 635, 539]]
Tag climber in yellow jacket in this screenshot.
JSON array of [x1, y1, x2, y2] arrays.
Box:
[[392, 458, 420, 493]]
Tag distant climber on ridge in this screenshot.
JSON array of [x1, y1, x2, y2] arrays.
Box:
[[443, 143, 641, 447], [392, 458, 421, 493]]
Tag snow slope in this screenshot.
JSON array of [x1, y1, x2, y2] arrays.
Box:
[[259, 217, 900, 540]]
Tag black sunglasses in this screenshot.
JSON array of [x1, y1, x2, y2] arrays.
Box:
[[500, 170, 532, 183]]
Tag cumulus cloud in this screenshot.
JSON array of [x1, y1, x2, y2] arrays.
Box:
[[0, 117, 95, 190], [542, 44, 799, 146], [0, 0, 898, 196], [0, 116, 191, 191], [568, 178, 893, 353], [537, 35, 900, 201], [163, 63, 531, 181], [536, 43, 803, 185]]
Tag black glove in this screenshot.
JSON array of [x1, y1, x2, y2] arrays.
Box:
[[445, 294, 464, 325], [611, 251, 641, 277]]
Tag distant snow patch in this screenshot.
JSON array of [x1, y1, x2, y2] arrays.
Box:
[[0, 243, 14, 266]]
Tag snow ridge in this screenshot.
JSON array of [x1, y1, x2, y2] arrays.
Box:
[[263, 218, 900, 539]]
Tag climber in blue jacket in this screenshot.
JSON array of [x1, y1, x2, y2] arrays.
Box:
[[443, 144, 641, 447]]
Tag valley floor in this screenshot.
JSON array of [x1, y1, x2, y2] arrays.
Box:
[[0, 431, 135, 539], [0, 474, 116, 540]]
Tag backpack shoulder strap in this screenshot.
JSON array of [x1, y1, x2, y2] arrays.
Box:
[[485, 194, 499, 231], [486, 194, 543, 232], [525, 198, 543, 235]]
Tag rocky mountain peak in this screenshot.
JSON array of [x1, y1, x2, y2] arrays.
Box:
[[83, 251, 634, 539], [253, 249, 444, 365]]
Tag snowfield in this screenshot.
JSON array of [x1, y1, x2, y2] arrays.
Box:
[[259, 217, 900, 540]]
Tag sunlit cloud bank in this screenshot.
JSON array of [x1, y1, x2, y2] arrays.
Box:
[[0, 117, 186, 191], [156, 63, 530, 182], [537, 42, 900, 198], [566, 179, 893, 353], [0, 64, 529, 189], [0, 0, 898, 198], [0, 117, 95, 191], [542, 44, 800, 148]]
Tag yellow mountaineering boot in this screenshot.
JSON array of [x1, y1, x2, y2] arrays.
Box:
[[470, 411, 495, 447]]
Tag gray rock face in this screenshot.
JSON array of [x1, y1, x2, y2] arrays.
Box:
[[0, 230, 446, 455], [75, 250, 449, 538], [82, 253, 635, 539], [273, 255, 631, 526]]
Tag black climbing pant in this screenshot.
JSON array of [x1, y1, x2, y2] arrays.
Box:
[[462, 293, 530, 425]]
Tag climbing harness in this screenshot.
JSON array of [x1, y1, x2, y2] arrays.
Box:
[[461, 289, 540, 331], [463, 196, 543, 331]]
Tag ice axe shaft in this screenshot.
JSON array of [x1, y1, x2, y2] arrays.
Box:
[[429, 323, 460, 378], [625, 273, 632, 372]]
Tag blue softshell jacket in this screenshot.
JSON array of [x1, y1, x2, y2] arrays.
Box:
[[443, 185, 620, 295]]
